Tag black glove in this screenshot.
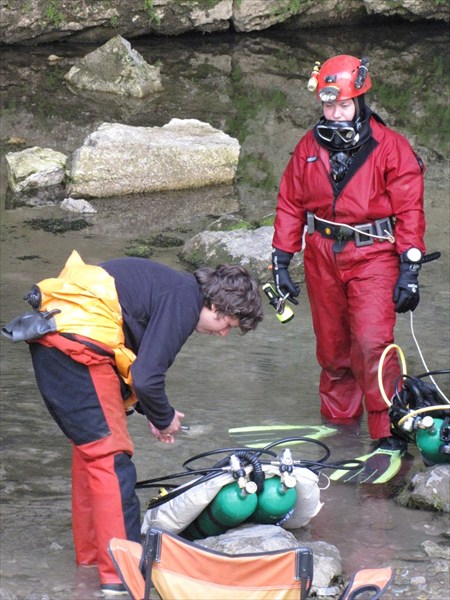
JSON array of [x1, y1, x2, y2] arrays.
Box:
[[272, 248, 300, 305], [393, 259, 421, 313]]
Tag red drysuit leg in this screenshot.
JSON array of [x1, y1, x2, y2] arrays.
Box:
[[345, 255, 401, 438], [304, 237, 401, 439], [305, 237, 364, 420], [72, 447, 98, 565], [30, 336, 141, 586]]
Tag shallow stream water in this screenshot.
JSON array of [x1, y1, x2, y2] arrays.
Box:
[[1, 22, 449, 600]]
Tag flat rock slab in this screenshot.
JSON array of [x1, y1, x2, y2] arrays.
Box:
[[68, 119, 240, 198]]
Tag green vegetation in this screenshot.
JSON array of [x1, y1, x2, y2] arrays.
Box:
[[125, 234, 184, 257], [44, 0, 64, 26], [227, 65, 288, 142], [125, 245, 154, 258], [143, 0, 161, 25], [271, 0, 310, 20], [374, 54, 449, 155], [24, 218, 92, 234], [214, 218, 252, 231], [211, 215, 275, 231], [238, 154, 279, 192], [259, 214, 276, 227]]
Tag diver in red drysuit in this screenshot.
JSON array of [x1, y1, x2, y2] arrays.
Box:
[[272, 55, 426, 446]]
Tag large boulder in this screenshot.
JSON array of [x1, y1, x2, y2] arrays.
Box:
[[64, 35, 163, 97], [68, 119, 240, 198]]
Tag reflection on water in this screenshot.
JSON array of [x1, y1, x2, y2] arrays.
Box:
[[1, 21, 449, 599]]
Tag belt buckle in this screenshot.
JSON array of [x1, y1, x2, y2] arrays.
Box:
[[336, 225, 353, 241], [307, 212, 315, 235], [374, 217, 393, 239], [354, 223, 374, 247]]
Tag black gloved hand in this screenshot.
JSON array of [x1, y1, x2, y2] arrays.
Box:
[[272, 248, 300, 305], [393, 260, 421, 313]]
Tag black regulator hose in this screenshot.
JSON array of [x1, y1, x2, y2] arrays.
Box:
[[233, 449, 265, 492], [415, 369, 450, 378], [136, 437, 362, 504], [183, 446, 277, 493], [182, 446, 277, 471], [136, 467, 226, 489], [261, 437, 331, 465]]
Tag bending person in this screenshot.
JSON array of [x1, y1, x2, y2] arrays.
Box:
[[2, 251, 263, 595]]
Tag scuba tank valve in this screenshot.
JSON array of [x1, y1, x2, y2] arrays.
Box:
[[278, 448, 297, 489], [262, 283, 294, 324], [251, 448, 297, 525], [229, 454, 258, 493]]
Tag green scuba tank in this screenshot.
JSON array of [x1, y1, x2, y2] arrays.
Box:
[[416, 417, 449, 464], [252, 475, 297, 524], [184, 480, 258, 540]]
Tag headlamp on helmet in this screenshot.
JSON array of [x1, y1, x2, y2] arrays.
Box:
[[318, 86, 340, 103]]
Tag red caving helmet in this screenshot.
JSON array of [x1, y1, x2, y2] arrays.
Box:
[[316, 55, 372, 103]]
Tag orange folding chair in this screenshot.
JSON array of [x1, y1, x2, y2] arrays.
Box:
[[108, 537, 147, 599], [338, 567, 395, 599], [108, 526, 313, 600]]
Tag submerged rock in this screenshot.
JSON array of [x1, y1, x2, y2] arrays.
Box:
[[180, 225, 303, 283], [60, 197, 97, 213], [397, 464, 450, 512], [64, 35, 163, 98]]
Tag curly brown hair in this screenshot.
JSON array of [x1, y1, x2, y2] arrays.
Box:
[[194, 264, 263, 333]]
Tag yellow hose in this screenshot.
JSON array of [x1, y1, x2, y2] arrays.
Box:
[[378, 343, 450, 425], [397, 404, 450, 426], [377, 343, 407, 407]]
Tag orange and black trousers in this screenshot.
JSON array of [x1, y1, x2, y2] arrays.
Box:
[[29, 333, 141, 586]]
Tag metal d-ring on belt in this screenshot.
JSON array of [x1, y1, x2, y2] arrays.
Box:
[[306, 211, 395, 253]]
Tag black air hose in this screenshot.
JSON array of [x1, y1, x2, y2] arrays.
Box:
[[233, 450, 265, 492]]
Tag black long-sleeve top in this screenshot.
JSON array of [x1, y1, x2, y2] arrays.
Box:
[[101, 258, 203, 429]]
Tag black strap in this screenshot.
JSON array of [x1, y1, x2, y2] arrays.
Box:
[[332, 137, 378, 203], [313, 219, 355, 241], [59, 332, 115, 357]]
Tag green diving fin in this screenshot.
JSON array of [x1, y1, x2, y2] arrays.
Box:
[[329, 448, 404, 484], [228, 424, 338, 448]]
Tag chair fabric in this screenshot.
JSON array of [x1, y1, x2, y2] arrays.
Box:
[[338, 567, 395, 600], [109, 527, 313, 600], [108, 538, 146, 599]]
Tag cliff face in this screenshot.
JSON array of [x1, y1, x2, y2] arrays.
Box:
[[1, 0, 448, 46]]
